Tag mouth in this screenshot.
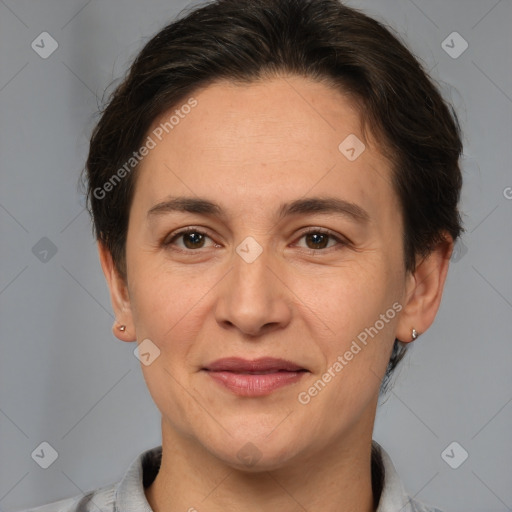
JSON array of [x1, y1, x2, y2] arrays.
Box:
[[223, 369, 306, 375], [203, 356, 307, 373], [202, 357, 309, 396]]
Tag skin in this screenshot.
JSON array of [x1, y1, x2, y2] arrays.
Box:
[[99, 75, 452, 512]]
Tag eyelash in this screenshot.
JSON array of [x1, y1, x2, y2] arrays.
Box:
[[162, 227, 348, 254]]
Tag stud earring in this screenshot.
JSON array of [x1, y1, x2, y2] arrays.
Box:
[[411, 328, 418, 340], [118, 325, 126, 332]]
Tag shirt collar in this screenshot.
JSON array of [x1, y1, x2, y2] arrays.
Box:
[[114, 446, 160, 512], [114, 440, 419, 512], [373, 440, 414, 511]]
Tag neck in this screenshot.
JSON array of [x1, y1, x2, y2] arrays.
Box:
[[145, 419, 377, 512]]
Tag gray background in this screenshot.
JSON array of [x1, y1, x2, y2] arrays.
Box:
[[0, 0, 511, 511]]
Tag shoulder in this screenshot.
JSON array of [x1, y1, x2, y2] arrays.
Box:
[[373, 440, 444, 512], [17, 484, 116, 512], [16, 445, 161, 512], [407, 500, 444, 512]]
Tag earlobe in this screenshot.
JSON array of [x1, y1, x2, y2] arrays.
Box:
[[112, 321, 135, 342], [396, 235, 453, 343], [97, 242, 136, 342]]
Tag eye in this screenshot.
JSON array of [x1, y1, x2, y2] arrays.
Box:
[[163, 228, 217, 250], [162, 227, 346, 253], [294, 229, 346, 251]]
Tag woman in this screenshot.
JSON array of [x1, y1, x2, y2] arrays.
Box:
[[23, 0, 462, 510]]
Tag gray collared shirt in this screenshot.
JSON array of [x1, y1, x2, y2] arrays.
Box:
[[20, 441, 443, 512]]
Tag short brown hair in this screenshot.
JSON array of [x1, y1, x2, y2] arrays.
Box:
[[85, 0, 463, 392]]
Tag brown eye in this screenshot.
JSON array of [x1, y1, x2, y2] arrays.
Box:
[[181, 232, 206, 249], [294, 229, 347, 252], [164, 229, 215, 251], [305, 232, 330, 249]]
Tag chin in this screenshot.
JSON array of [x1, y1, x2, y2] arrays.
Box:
[[202, 428, 305, 472], [218, 444, 301, 473]]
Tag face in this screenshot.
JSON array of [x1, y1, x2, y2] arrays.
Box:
[[106, 75, 423, 469]]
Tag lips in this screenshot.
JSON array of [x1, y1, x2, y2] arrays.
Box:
[[203, 357, 306, 373], [202, 357, 308, 397]]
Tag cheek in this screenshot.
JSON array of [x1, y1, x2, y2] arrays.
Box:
[[127, 253, 224, 364], [130, 271, 202, 340], [291, 258, 401, 381], [128, 267, 206, 417], [292, 259, 389, 330]]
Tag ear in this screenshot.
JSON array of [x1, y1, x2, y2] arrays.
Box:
[[396, 234, 454, 343], [98, 242, 136, 342]]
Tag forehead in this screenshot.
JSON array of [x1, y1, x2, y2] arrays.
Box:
[[151, 76, 367, 161], [134, 75, 396, 219]]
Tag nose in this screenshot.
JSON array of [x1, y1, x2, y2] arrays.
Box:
[[214, 244, 292, 337]]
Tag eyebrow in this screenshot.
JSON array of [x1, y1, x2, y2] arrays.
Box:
[[278, 197, 370, 224], [147, 196, 370, 224]]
